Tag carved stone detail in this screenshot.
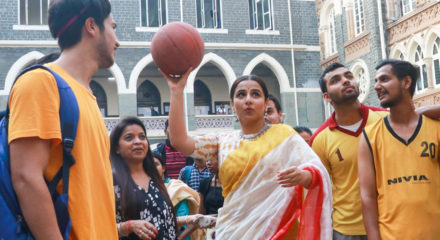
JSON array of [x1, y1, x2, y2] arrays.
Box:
[[344, 31, 370, 62], [321, 53, 339, 69], [413, 89, 440, 107], [388, 2, 440, 46]]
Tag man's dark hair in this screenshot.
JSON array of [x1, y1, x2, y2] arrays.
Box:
[[48, 0, 112, 50], [294, 126, 313, 136], [319, 62, 346, 93], [375, 59, 419, 97], [268, 94, 282, 112]]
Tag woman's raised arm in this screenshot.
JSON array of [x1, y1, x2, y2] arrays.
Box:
[[161, 68, 196, 155]]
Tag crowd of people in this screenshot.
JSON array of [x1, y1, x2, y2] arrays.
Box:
[[2, 0, 440, 240]]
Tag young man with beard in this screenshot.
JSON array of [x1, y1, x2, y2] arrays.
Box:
[[358, 60, 440, 240], [309, 62, 388, 240], [8, 0, 120, 239]]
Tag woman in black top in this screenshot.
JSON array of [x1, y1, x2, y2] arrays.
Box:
[[198, 158, 224, 215], [111, 117, 177, 240]]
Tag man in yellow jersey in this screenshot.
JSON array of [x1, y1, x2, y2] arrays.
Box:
[[9, 0, 120, 239], [310, 62, 388, 240], [358, 59, 440, 240]]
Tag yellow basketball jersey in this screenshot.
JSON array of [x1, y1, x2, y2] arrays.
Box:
[[311, 104, 388, 235], [364, 115, 440, 240]]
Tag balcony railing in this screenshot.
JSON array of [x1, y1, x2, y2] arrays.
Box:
[[104, 115, 234, 136], [195, 115, 235, 129], [104, 116, 168, 134]]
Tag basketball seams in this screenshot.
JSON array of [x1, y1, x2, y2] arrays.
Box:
[[175, 24, 204, 66]]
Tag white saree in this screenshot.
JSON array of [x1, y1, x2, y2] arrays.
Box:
[[191, 124, 332, 240]]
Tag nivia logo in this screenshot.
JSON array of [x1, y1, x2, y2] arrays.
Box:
[[387, 175, 429, 185]]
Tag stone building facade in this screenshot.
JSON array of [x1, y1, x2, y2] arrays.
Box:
[[316, 0, 440, 111], [0, 0, 324, 138]]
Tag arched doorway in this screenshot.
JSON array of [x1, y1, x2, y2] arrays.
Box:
[[90, 80, 107, 117], [251, 63, 281, 100], [137, 80, 161, 116], [194, 79, 212, 115], [193, 62, 230, 115]]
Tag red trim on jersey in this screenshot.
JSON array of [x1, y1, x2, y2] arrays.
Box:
[[270, 167, 324, 240], [309, 104, 387, 146]]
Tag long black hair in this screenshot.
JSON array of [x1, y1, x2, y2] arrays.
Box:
[[110, 116, 177, 229]]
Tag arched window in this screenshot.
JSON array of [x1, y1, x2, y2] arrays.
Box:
[[355, 68, 369, 103], [194, 80, 212, 115], [354, 0, 365, 36], [328, 8, 337, 56], [351, 62, 370, 103], [399, 52, 405, 60], [432, 37, 440, 86], [90, 80, 107, 117], [137, 80, 161, 116], [415, 45, 428, 92]]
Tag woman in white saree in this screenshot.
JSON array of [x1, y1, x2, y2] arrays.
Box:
[[162, 68, 332, 240]]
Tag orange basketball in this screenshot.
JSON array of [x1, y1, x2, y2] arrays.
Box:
[[151, 22, 205, 76]]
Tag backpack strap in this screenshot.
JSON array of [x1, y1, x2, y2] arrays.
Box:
[[7, 64, 78, 195]]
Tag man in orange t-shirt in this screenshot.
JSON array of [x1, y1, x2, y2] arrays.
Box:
[[8, 0, 120, 239]]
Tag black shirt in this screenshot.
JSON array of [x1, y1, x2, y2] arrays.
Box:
[[115, 179, 177, 240], [198, 176, 224, 215]]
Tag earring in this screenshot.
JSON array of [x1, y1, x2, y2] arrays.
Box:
[[264, 111, 269, 122], [233, 112, 239, 122]]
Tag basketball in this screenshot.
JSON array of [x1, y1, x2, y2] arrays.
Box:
[[151, 22, 205, 77]]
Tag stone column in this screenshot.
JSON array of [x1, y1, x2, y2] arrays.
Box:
[[280, 91, 297, 127], [185, 91, 196, 131], [424, 57, 434, 89], [344, 1, 354, 40], [118, 93, 137, 118], [319, 25, 330, 58], [295, 91, 326, 128]]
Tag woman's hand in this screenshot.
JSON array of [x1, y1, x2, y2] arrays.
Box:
[[159, 67, 194, 92], [177, 214, 203, 227], [128, 220, 158, 240], [196, 214, 216, 229], [277, 167, 312, 188]]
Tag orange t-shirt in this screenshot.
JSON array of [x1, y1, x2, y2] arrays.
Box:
[[8, 63, 117, 240]]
